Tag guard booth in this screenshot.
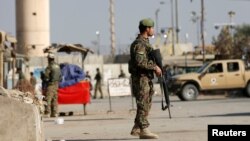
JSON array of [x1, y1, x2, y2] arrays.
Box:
[[43, 43, 93, 115], [0, 31, 25, 88]]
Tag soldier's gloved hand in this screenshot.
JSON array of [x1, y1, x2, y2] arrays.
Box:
[[154, 65, 162, 77]]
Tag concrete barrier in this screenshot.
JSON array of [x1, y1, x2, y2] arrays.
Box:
[[0, 96, 44, 141]]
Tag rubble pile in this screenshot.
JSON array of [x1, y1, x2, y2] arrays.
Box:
[[14, 79, 35, 95], [0, 86, 45, 114]]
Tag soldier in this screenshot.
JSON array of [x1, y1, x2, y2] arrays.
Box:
[[118, 69, 126, 78], [16, 67, 25, 80], [30, 72, 37, 89], [93, 68, 103, 99], [85, 71, 92, 80], [129, 18, 162, 139], [15, 67, 35, 95], [44, 53, 61, 118]]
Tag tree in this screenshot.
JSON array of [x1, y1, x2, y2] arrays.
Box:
[[233, 24, 250, 59], [212, 26, 233, 59]]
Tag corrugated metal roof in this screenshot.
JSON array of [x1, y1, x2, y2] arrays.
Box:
[[43, 44, 94, 54]]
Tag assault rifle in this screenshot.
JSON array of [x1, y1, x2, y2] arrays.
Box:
[[149, 49, 172, 119]]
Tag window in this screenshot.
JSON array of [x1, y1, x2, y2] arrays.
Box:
[[208, 63, 223, 73], [227, 62, 239, 72]]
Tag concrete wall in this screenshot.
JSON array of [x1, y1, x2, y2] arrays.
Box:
[[0, 96, 44, 141], [13, 54, 163, 97], [84, 63, 129, 86]]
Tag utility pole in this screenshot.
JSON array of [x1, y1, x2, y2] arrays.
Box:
[[191, 0, 205, 63], [228, 10, 236, 37], [191, 11, 200, 47], [110, 0, 116, 57], [175, 0, 179, 44], [0, 32, 4, 86], [170, 0, 175, 55], [155, 8, 160, 36], [228, 11, 235, 24], [96, 31, 100, 55], [201, 0, 205, 63]]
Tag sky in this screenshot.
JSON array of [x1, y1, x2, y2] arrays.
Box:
[[1, 0, 250, 55]]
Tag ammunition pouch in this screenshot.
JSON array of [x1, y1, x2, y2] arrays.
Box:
[[129, 59, 154, 79], [131, 68, 154, 79], [139, 69, 154, 79]]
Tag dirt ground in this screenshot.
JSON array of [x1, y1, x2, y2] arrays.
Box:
[[44, 94, 250, 141]]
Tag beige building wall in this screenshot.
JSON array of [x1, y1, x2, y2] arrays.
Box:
[[16, 0, 50, 57]]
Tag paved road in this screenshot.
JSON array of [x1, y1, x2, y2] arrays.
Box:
[[44, 94, 250, 141]]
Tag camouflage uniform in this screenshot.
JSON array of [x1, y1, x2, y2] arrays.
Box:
[[44, 60, 61, 117], [130, 34, 157, 129], [94, 68, 103, 99], [30, 74, 37, 89], [15, 68, 35, 95]]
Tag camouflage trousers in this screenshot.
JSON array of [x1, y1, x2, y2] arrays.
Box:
[[45, 82, 59, 116], [131, 75, 154, 129], [94, 82, 103, 98]]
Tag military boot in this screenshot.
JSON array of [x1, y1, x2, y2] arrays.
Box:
[[51, 113, 58, 118], [139, 128, 159, 139], [43, 113, 50, 118], [130, 124, 140, 136]]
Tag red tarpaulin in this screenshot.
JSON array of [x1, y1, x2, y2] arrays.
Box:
[[58, 81, 91, 104]]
